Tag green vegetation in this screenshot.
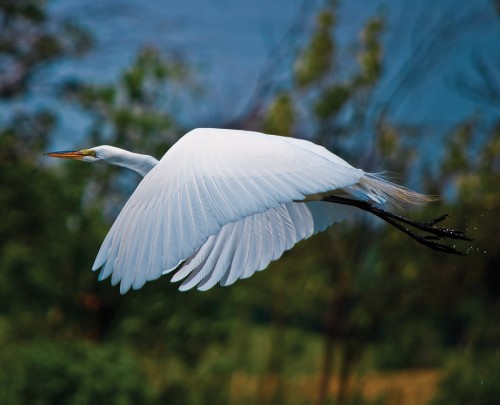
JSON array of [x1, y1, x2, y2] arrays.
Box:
[[0, 341, 152, 404], [1, 1, 499, 404], [433, 353, 500, 405]]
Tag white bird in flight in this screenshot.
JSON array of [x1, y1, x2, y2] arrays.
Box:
[[46, 128, 471, 294]]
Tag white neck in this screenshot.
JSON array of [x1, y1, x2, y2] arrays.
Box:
[[106, 149, 159, 177]]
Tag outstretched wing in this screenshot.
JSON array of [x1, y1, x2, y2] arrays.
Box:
[[92, 128, 363, 293]]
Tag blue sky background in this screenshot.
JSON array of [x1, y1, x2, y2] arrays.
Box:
[[37, 0, 500, 148]]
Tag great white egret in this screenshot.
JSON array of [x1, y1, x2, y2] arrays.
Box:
[[45, 128, 471, 294]]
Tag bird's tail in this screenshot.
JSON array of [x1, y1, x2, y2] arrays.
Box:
[[346, 173, 436, 208]]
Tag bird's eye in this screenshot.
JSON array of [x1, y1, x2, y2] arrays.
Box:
[[81, 149, 97, 157]]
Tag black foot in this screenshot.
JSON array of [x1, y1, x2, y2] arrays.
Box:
[[322, 196, 473, 255]]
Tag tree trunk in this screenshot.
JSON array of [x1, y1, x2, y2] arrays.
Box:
[[316, 284, 339, 405], [336, 344, 356, 405], [257, 292, 285, 405]]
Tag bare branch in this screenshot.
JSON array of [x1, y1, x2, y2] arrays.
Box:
[[452, 53, 500, 105]]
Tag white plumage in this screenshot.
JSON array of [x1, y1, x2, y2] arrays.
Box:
[[46, 128, 468, 294]]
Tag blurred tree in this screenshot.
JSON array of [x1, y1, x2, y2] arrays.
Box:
[[0, 0, 91, 98], [263, 91, 295, 136], [238, 1, 499, 404], [0, 0, 104, 341], [294, 10, 335, 88], [0, 111, 120, 341], [251, 5, 395, 404], [453, 1, 500, 107]]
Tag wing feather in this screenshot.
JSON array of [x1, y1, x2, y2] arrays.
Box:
[[179, 224, 232, 291], [171, 236, 215, 283], [129, 199, 156, 290], [207, 226, 240, 287], [116, 203, 149, 292], [174, 202, 315, 291]]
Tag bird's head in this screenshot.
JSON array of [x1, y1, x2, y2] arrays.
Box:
[[44, 145, 121, 164], [44, 145, 159, 177]]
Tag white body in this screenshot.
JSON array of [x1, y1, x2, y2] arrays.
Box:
[[91, 128, 414, 293]]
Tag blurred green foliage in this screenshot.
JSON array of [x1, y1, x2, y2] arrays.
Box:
[[0, 0, 91, 98], [263, 92, 295, 135], [294, 10, 335, 88], [432, 352, 500, 405], [1, 0, 499, 404], [0, 341, 152, 404], [63, 47, 196, 153]]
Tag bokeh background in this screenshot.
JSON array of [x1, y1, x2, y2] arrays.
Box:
[[1, 0, 499, 404]]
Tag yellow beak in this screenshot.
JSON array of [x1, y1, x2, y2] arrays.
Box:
[[44, 150, 87, 160]]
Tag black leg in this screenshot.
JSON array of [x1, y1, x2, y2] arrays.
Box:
[[322, 195, 472, 255]]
